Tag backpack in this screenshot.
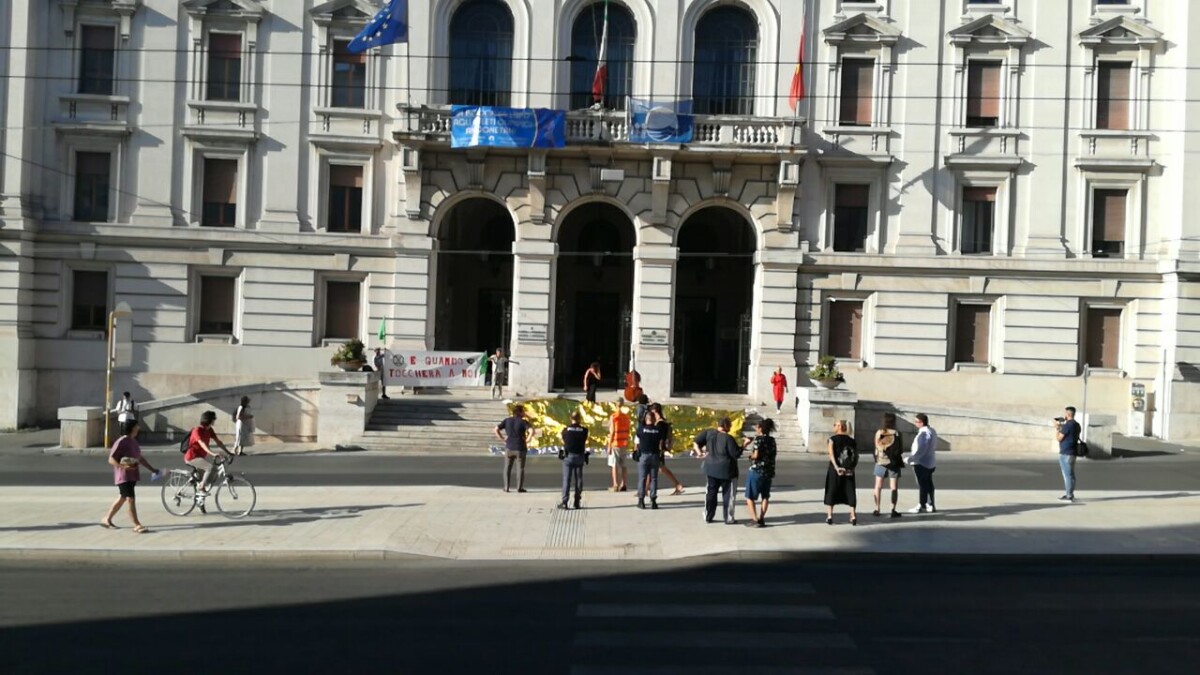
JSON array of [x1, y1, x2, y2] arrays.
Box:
[[1076, 440, 1090, 458], [179, 428, 192, 454]]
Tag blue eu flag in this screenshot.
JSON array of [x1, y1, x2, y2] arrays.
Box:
[[347, 0, 408, 54]]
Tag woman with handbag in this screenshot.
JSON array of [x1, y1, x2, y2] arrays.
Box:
[[823, 420, 859, 525], [872, 413, 904, 518]]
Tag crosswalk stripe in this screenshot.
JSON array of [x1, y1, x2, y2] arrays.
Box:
[[574, 631, 855, 649], [577, 604, 834, 620], [580, 581, 815, 595], [566, 662, 878, 667]]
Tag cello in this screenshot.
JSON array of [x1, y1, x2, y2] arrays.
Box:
[[624, 370, 643, 402]]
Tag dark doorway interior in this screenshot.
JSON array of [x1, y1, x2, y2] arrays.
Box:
[[673, 207, 755, 394], [553, 203, 635, 391], [435, 199, 514, 354]]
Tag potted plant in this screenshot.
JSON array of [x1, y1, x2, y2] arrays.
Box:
[[330, 338, 367, 372], [808, 356, 846, 389]]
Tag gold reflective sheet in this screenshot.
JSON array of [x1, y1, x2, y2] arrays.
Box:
[[510, 398, 745, 453]]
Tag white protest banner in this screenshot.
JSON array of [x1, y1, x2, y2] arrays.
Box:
[[382, 350, 487, 387]]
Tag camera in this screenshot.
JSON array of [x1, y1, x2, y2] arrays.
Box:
[[1053, 417, 1065, 423]]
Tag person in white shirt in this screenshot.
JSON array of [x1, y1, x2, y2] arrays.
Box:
[[906, 413, 937, 513], [114, 392, 137, 425]]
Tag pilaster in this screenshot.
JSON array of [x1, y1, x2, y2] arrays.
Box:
[[632, 244, 677, 398], [510, 239, 556, 394]]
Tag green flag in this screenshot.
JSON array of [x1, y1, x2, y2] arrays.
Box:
[[377, 316, 387, 343]]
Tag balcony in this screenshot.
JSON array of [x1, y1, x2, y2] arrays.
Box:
[[945, 127, 1023, 171], [395, 105, 803, 151], [54, 93, 132, 136], [183, 100, 260, 143], [1076, 130, 1155, 172]]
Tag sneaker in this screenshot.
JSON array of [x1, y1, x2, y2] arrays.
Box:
[[650, 501, 658, 510], [929, 504, 937, 513], [725, 517, 736, 525], [517, 488, 527, 493], [908, 505, 927, 514], [557, 503, 568, 510], [890, 511, 902, 519]]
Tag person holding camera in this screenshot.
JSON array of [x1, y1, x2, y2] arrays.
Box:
[[558, 412, 589, 510], [1055, 406, 1082, 502]]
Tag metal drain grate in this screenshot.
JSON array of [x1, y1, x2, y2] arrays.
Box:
[[546, 505, 587, 549]]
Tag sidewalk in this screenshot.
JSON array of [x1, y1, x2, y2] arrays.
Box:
[[1, 485, 1196, 562]]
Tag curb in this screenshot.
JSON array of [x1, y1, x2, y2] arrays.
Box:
[[0, 547, 440, 564]]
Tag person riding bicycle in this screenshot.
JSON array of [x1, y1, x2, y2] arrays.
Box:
[[184, 410, 231, 499]]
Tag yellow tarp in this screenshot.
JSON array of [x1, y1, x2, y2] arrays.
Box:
[[509, 398, 746, 454]]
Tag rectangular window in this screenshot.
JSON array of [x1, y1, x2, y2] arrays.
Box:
[[828, 300, 864, 361], [206, 33, 242, 102], [961, 187, 995, 255], [1096, 62, 1131, 130], [198, 276, 236, 335], [328, 165, 364, 233], [954, 304, 991, 364], [79, 25, 116, 95], [833, 184, 869, 253], [73, 152, 111, 222], [324, 281, 361, 340], [1085, 307, 1122, 369], [838, 58, 874, 126], [1091, 189, 1126, 257], [331, 40, 367, 108], [72, 270, 109, 331], [202, 158, 238, 227], [966, 61, 1001, 127]]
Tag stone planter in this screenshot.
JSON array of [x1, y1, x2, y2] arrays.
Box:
[[812, 378, 843, 390], [333, 360, 366, 372]]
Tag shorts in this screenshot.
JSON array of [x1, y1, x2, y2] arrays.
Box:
[[493, 372, 508, 387], [873, 464, 902, 480], [118, 481, 136, 499], [744, 471, 771, 501], [607, 449, 627, 468]]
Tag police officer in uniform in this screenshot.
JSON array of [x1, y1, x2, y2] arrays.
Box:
[[635, 408, 667, 509], [559, 412, 589, 510]]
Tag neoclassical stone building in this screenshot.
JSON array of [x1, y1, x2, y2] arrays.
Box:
[[2, 0, 1199, 443]]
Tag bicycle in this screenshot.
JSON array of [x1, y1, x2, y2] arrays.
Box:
[[161, 454, 257, 519]]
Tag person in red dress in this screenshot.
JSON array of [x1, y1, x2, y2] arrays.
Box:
[[770, 367, 788, 413]]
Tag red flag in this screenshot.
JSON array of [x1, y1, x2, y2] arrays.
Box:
[[591, 1, 609, 105], [788, 15, 806, 111]]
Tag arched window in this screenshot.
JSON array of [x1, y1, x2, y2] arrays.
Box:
[[569, 2, 636, 110], [693, 6, 758, 116], [449, 0, 514, 107]]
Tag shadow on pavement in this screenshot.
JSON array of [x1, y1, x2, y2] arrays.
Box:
[[149, 504, 417, 532]]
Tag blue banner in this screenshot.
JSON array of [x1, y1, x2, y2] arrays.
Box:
[[629, 98, 694, 144], [451, 106, 567, 149]]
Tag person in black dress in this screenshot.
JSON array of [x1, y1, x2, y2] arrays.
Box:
[[824, 419, 859, 525], [583, 362, 602, 403], [559, 412, 589, 510]]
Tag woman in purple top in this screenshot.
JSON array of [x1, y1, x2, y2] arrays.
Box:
[[102, 419, 159, 533]]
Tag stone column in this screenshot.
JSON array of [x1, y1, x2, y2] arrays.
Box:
[[752, 253, 801, 405], [631, 245, 677, 398], [797, 387, 858, 452], [509, 240, 556, 395]]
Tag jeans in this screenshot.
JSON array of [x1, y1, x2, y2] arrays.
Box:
[[913, 465, 936, 508], [503, 450, 527, 491], [1058, 453, 1076, 498], [705, 476, 733, 521], [561, 458, 584, 504], [637, 455, 660, 502]]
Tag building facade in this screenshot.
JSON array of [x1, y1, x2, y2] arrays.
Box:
[[1, 0, 1199, 441]]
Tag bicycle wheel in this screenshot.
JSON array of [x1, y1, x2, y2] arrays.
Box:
[[215, 476, 256, 519], [161, 471, 197, 516]]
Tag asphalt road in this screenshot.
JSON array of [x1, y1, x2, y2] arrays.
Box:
[[2, 449, 1199, 491], [1, 556, 1196, 674]]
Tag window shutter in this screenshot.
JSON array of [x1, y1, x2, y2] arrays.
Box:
[[82, 25, 114, 50], [963, 187, 996, 203], [1086, 308, 1122, 369], [204, 159, 238, 204], [209, 33, 241, 59], [828, 300, 864, 361], [330, 165, 364, 189], [76, 152, 109, 175], [835, 184, 870, 208], [1093, 189, 1127, 243], [839, 59, 873, 125], [955, 304, 990, 364], [325, 281, 361, 339], [200, 276, 235, 333], [967, 62, 1001, 119], [1096, 62, 1131, 130]]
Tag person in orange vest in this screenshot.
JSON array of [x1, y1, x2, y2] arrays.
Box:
[[607, 401, 631, 492]]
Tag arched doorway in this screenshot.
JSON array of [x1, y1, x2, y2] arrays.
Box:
[[553, 203, 636, 391], [434, 198, 514, 354], [673, 207, 756, 394]]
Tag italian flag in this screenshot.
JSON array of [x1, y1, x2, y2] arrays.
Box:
[[592, 1, 609, 106]]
